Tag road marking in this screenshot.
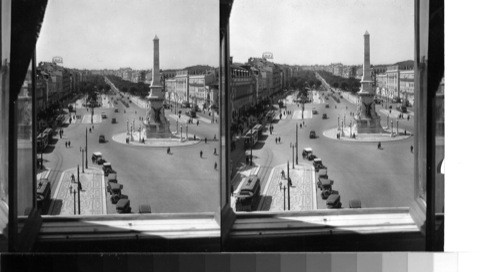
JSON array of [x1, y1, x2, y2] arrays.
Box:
[[82, 114, 102, 124], [292, 110, 312, 119]]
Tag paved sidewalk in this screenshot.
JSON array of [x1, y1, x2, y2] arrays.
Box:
[[49, 167, 107, 215], [259, 164, 315, 211]]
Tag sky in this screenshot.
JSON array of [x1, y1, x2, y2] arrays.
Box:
[[36, 0, 218, 70], [230, 0, 414, 66]]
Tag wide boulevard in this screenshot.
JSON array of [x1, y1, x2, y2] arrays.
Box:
[[43, 92, 220, 214]]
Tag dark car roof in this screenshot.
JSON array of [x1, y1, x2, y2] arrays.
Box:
[[326, 194, 340, 204], [116, 199, 130, 208], [318, 178, 332, 186]]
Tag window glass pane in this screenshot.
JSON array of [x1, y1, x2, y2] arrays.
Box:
[[35, 0, 219, 216], [416, 0, 429, 202], [18, 59, 35, 217], [220, 33, 228, 205], [435, 78, 444, 212], [1, 0, 12, 229], [229, 0, 416, 212]]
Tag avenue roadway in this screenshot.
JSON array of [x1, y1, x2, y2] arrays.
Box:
[[244, 89, 415, 209], [43, 92, 220, 214]]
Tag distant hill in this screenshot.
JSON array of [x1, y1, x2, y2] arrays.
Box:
[[161, 65, 215, 74]]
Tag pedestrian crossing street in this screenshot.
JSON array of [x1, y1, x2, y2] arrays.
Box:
[[292, 110, 312, 119]]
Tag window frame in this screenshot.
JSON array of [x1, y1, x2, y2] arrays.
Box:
[[4, 0, 221, 252], [220, 0, 442, 251]]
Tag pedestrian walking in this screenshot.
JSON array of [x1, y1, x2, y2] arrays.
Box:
[[275, 138, 278, 144], [214, 162, 217, 170], [410, 145, 413, 153], [214, 134, 216, 140], [231, 185, 234, 196], [377, 142, 381, 149], [65, 141, 67, 148], [197, 120, 199, 126], [278, 137, 281, 143], [89, 128, 92, 133], [167, 147, 171, 154], [200, 150, 203, 158], [205, 137, 207, 144], [407, 115, 410, 121], [68, 141, 71, 147], [214, 148, 217, 155]]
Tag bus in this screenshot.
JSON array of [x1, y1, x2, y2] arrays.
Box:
[[236, 175, 261, 211]]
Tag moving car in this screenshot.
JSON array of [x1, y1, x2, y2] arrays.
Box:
[[99, 135, 106, 143], [322, 113, 328, 119], [309, 130, 316, 139], [114, 108, 119, 113], [101, 113, 107, 119], [111, 118, 117, 124], [325, 104, 329, 108], [312, 109, 318, 115]]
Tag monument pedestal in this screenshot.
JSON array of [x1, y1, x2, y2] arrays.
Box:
[[144, 85, 174, 139]]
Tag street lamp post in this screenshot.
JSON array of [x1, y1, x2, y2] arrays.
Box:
[[287, 161, 291, 210], [295, 123, 298, 165], [70, 186, 76, 215], [290, 143, 295, 169], [396, 120, 399, 136], [127, 120, 129, 135], [391, 120, 394, 136], [180, 126, 183, 140], [80, 147, 84, 173], [85, 128, 88, 169], [77, 165, 81, 215], [250, 127, 253, 165]]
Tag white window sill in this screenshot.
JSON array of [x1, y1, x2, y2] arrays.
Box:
[[36, 212, 220, 242], [230, 207, 419, 238]]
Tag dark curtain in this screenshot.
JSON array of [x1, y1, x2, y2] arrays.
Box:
[[10, 0, 48, 98]]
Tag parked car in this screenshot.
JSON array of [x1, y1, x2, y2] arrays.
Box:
[[107, 173, 118, 183], [322, 113, 328, 119], [114, 108, 119, 113], [92, 152, 103, 163], [139, 204, 152, 214], [349, 199, 362, 208], [317, 177, 332, 191], [313, 158, 326, 171], [111, 118, 117, 124], [312, 109, 318, 115], [96, 157, 106, 165], [99, 135, 106, 143], [317, 169, 328, 179], [326, 193, 342, 209], [101, 113, 107, 119], [309, 130, 316, 139], [325, 104, 329, 108], [116, 199, 131, 213], [302, 147, 313, 158]]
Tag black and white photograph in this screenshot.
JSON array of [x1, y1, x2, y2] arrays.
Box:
[[221, 0, 444, 251]]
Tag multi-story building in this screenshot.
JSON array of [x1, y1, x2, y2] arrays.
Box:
[[230, 64, 255, 122], [399, 69, 414, 105], [174, 70, 189, 105]]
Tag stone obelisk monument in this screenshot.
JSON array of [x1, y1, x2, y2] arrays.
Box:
[[354, 31, 383, 133], [145, 35, 172, 138]]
